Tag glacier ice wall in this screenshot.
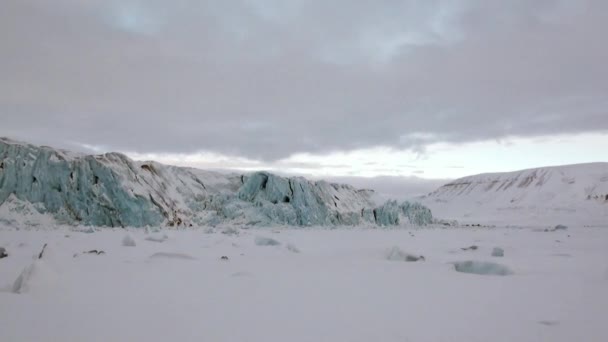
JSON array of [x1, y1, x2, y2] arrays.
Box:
[[0, 140, 163, 227], [373, 200, 433, 226], [0, 138, 433, 228]]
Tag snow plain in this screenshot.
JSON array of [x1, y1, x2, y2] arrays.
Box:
[[1, 225, 607, 342]]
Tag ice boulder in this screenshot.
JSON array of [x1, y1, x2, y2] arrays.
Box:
[[145, 233, 169, 243], [255, 236, 281, 246], [149, 252, 196, 260], [385, 246, 425, 262], [75, 227, 96, 234], [545, 224, 569, 232], [221, 226, 240, 235], [491, 247, 504, 257], [122, 234, 136, 247], [453, 261, 512, 276], [286, 243, 300, 253]]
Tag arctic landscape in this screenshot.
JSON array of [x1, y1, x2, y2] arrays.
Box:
[[1, 139, 607, 341], [2, 1, 608, 341]]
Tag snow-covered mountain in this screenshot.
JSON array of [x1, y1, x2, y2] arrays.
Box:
[[420, 163, 608, 226], [0, 138, 432, 228]]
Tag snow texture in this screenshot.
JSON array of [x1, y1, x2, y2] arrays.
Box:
[[1, 226, 607, 342], [11, 260, 58, 294]]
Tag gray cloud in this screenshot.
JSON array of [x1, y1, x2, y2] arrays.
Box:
[[1, 0, 607, 160]]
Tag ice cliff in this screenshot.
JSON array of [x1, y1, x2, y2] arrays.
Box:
[[0, 138, 433, 228]]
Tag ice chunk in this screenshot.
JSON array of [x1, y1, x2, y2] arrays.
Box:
[[145, 233, 169, 243], [538, 320, 560, 326], [453, 261, 512, 276], [221, 226, 240, 235], [286, 243, 300, 253], [149, 252, 196, 260], [122, 234, 136, 247], [491, 247, 504, 257], [254, 236, 281, 246], [385, 246, 424, 262]]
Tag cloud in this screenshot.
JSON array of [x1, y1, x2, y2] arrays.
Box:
[[1, 0, 607, 161]]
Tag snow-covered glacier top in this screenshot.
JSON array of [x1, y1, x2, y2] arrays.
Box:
[[0, 138, 433, 228], [419, 163, 608, 226]]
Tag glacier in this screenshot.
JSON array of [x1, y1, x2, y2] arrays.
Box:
[[0, 138, 433, 228]]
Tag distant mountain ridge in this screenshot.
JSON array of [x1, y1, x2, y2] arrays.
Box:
[[0, 137, 432, 228], [420, 163, 608, 226]]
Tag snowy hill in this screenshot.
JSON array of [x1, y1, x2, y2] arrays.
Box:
[[420, 163, 608, 226], [0, 138, 432, 228]]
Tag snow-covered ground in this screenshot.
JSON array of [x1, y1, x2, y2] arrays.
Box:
[[420, 163, 608, 226], [1, 225, 607, 342]]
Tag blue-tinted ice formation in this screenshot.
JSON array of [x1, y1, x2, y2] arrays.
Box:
[[0, 138, 433, 227]]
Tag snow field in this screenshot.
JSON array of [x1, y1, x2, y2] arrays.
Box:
[[1, 226, 607, 342]]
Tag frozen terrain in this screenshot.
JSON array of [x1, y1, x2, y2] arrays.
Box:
[[1, 225, 607, 342], [2, 138, 607, 341], [420, 163, 608, 226], [0, 137, 432, 228]]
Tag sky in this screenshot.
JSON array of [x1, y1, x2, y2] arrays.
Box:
[[1, 0, 607, 195]]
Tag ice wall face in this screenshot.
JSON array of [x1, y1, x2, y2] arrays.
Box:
[[0, 140, 163, 227], [235, 172, 379, 226], [0, 138, 434, 228], [373, 200, 433, 226]]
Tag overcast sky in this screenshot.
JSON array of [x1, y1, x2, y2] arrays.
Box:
[[1, 0, 607, 192]]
